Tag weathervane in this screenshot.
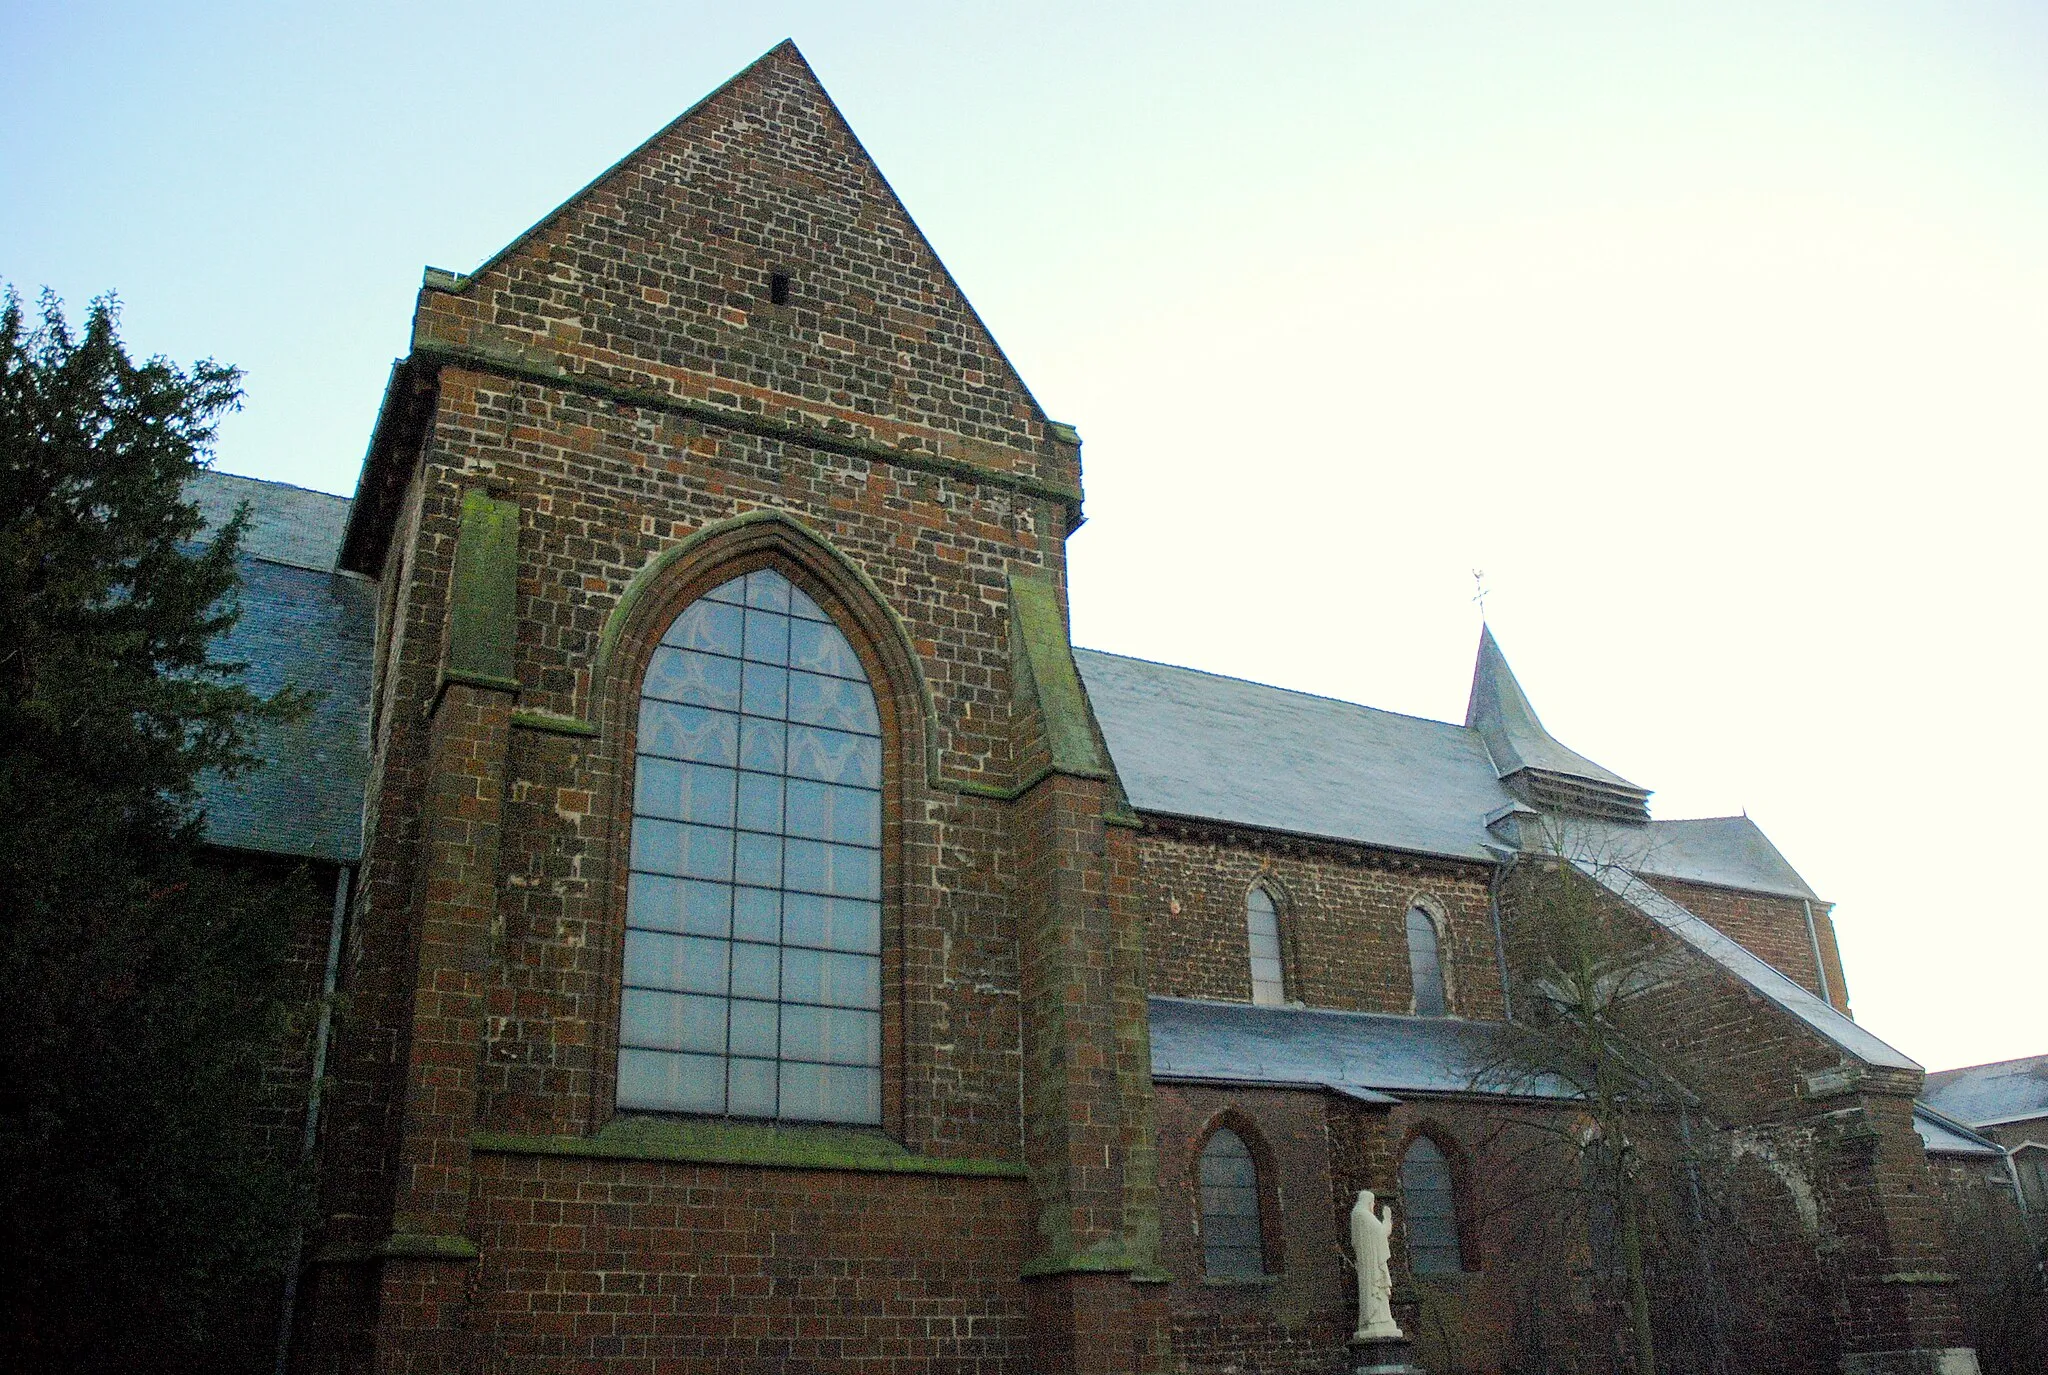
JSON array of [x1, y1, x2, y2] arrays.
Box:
[[1471, 569, 1489, 622]]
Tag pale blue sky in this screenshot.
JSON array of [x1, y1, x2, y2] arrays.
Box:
[[5, 2, 2044, 1069]]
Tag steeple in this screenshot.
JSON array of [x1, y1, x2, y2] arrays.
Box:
[[1465, 626, 1651, 823]]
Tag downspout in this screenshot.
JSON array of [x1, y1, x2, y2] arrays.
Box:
[[1679, 1106, 1729, 1375], [1488, 857, 1514, 1023], [1801, 899, 1834, 1009], [274, 863, 352, 1375]]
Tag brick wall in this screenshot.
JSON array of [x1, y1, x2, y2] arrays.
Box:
[[1131, 821, 1504, 1019], [1644, 875, 1849, 1015], [464, 1153, 1033, 1372]]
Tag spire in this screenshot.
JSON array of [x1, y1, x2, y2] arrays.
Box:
[[1465, 626, 1651, 823]]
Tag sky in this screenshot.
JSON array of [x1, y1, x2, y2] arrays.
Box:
[[5, 2, 2044, 1072]]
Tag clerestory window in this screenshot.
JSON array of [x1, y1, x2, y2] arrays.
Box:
[[1406, 905, 1447, 1017], [1246, 886, 1285, 1006], [616, 567, 883, 1125]]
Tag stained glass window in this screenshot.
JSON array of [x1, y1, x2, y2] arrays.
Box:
[[617, 568, 883, 1125], [1406, 906, 1447, 1017], [1400, 1136, 1463, 1274], [1247, 887, 1285, 1007], [1200, 1128, 1266, 1279]]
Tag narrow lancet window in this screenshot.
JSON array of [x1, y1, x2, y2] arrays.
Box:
[[617, 568, 883, 1125], [1247, 887, 1285, 1006], [1406, 905, 1447, 1017], [1199, 1128, 1266, 1278], [1400, 1136, 1463, 1274]]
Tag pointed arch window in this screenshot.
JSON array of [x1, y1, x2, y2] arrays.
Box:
[[1199, 1127, 1268, 1278], [1399, 1135, 1464, 1274], [1406, 905, 1447, 1017], [1246, 886, 1286, 1007], [617, 567, 883, 1125]]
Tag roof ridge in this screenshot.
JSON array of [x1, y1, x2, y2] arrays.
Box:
[[198, 470, 354, 502], [1073, 645, 1472, 736], [1926, 1052, 2048, 1077]]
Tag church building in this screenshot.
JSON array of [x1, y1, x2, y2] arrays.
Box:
[[202, 42, 2015, 1375]]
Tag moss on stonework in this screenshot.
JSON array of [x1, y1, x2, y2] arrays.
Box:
[[472, 1116, 1028, 1178], [445, 488, 520, 686], [374, 1232, 479, 1262], [509, 709, 598, 737], [1007, 569, 1115, 781]]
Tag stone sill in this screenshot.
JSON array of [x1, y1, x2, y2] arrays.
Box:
[[473, 1116, 1028, 1179]]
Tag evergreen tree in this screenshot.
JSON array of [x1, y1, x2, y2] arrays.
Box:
[[0, 289, 305, 1373]]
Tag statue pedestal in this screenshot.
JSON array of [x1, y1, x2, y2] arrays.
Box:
[[1347, 1333, 1426, 1374]]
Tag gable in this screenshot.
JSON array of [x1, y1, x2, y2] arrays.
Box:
[[412, 42, 1051, 456]]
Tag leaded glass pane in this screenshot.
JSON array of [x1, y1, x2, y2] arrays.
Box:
[[618, 1048, 725, 1115], [1200, 1129, 1267, 1278], [1401, 1137, 1464, 1274], [619, 567, 884, 1125], [1407, 907, 1447, 1017], [638, 700, 736, 766], [1247, 888, 1285, 1007]]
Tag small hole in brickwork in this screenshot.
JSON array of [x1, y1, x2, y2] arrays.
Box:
[[769, 272, 791, 306]]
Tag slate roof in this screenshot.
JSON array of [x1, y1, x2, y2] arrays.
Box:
[[1922, 1054, 2048, 1129], [1577, 862, 1918, 1072], [1912, 1103, 2005, 1158], [1076, 647, 1822, 901], [1077, 648, 1512, 863], [1466, 625, 1644, 794], [1565, 816, 1821, 902], [1147, 996, 1578, 1102], [187, 473, 371, 864], [187, 470, 351, 571], [184, 473, 1828, 905]]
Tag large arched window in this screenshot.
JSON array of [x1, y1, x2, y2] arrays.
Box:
[[1246, 886, 1285, 1007], [1405, 905, 1448, 1017], [1399, 1135, 1464, 1274], [1199, 1127, 1268, 1279], [616, 567, 883, 1125]]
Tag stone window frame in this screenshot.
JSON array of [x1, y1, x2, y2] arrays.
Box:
[[1393, 1121, 1480, 1276], [1243, 876, 1300, 1007], [590, 518, 928, 1142], [1189, 1107, 1287, 1282], [1402, 892, 1457, 1018]]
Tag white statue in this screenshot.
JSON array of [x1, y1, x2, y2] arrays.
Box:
[[1351, 1189, 1404, 1342]]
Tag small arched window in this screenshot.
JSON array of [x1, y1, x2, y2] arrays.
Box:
[[1199, 1127, 1267, 1278], [1246, 886, 1285, 1007], [1406, 905, 1447, 1017], [1399, 1136, 1463, 1274], [616, 567, 883, 1125]]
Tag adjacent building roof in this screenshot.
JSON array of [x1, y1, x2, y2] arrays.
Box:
[[1147, 996, 1578, 1102], [1922, 1053, 2048, 1129], [187, 473, 372, 865], [187, 470, 352, 572]]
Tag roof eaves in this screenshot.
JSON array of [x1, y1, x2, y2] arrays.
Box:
[[1130, 804, 1498, 869], [1913, 1101, 2006, 1156]]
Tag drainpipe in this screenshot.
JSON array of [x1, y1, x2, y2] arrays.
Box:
[[1488, 858, 1514, 1023], [274, 862, 352, 1375], [1800, 899, 1833, 1009]]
